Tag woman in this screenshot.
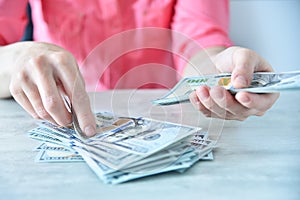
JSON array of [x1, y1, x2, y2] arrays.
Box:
[[0, 0, 279, 136]]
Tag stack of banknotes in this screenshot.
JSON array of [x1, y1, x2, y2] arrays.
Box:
[[153, 71, 300, 105], [28, 112, 215, 184]]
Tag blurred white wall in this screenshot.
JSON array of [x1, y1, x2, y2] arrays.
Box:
[[230, 0, 300, 71]]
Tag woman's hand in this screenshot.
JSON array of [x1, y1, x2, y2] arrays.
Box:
[[189, 46, 279, 120], [0, 42, 96, 136]]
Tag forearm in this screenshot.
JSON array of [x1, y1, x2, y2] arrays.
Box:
[[183, 46, 226, 77]]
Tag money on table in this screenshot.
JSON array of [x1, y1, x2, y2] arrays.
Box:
[[28, 112, 215, 184], [152, 71, 300, 105]]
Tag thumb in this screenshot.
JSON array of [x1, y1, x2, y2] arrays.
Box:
[[230, 48, 260, 89]]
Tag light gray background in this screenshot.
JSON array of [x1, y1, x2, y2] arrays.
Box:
[[230, 0, 300, 71]]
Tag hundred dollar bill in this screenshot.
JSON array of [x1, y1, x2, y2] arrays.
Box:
[[35, 149, 84, 163], [78, 117, 204, 170], [75, 140, 214, 184], [33, 142, 75, 152], [88, 118, 199, 155], [152, 71, 300, 105]]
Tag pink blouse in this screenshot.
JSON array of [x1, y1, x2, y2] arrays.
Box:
[[0, 0, 232, 91]]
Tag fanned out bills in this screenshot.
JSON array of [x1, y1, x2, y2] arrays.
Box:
[[28, 112, 215, 184], [153, 71, 300, 105]]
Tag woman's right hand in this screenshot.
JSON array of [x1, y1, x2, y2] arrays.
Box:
[[0, 42, 96, 137]]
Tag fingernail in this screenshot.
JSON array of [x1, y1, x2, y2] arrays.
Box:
[[234, 76, 247, 87], [84, 125, 96, 137]]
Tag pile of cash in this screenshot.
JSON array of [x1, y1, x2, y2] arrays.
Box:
[[153, 71, 300, 105], [28, 112, 215, 184]]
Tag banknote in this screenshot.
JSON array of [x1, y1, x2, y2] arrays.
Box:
[[152, 71, 300, 105], [88, 118, 199, 154], [80, 141, 214, 184], [73, 136, 214, 184], [28, 111, 215, 184], [33, 142, 74, 152], [35, 149, 84, 163]]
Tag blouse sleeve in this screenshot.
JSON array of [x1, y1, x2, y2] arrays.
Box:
[[171, 0, 233, 74], [172, 0, 233, 48], [0, 0, 28, 45]]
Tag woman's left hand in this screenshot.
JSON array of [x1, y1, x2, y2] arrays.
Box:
[[189, 46, 280, 121]]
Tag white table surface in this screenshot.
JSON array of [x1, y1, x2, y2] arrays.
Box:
[[1, 89, 300, 200]]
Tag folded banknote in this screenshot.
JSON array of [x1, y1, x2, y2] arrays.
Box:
[[152, 71, 300, 105]]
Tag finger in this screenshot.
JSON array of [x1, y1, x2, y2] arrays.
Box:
[[71, 81, 96, 137], [195, 86, 227, 119], [32, 59, 72, 126], [38, 79, 72, 126], [52, 53, 96, 137], [22, 81, 56, 124], [9, 71, 40, 119], [235, 92, 280, 115], [189, 90, 212, 117], [209, 86, 251, 120], [230, 48, 260, 88], [10, 85, 39, 119]]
